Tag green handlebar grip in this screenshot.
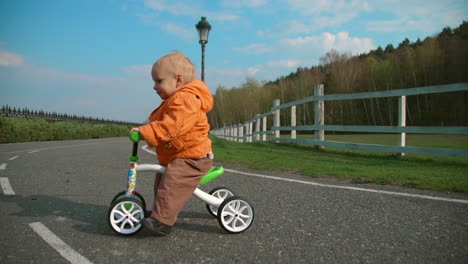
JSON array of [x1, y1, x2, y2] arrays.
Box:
[[129, 131, 141, 142]]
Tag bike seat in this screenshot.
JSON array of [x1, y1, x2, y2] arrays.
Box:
[[199, 167, 224, 186]]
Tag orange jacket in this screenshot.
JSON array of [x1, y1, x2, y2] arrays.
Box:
[[139, 79, 213, 166]]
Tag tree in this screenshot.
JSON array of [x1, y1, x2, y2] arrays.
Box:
[[454, 20, 468, 38], [439, 26, 453, 37], [374, 46, 384, 57], [398, 38, 411, 48], [384, 44, 395, 53], [211, 21, 468, 129]]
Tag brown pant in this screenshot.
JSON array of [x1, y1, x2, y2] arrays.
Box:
[[151, 157, 213, 226]]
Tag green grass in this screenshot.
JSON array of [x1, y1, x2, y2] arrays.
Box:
[[277, 133, 468, 150], [211, 135, 468, 193], [0, 116, 132, 143]]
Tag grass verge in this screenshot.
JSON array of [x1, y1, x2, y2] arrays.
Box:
[[211, 135, 468, 193], [0, 116, 132, 143]]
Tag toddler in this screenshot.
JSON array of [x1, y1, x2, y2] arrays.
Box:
[[129, 51, 213, 235]]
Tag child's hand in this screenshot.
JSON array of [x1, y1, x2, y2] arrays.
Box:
[[129, 127, 140, 135], [129, 127, 145, 140]]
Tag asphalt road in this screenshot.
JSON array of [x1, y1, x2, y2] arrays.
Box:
[[1, 137, 467, 264]]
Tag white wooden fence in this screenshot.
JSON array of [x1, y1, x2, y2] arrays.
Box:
[[210, 83, 468, 158]]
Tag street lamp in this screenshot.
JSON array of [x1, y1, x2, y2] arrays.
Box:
[[195, 16, 211, 82]]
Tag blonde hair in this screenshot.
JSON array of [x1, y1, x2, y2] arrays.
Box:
[[153, 51, 195, 84]]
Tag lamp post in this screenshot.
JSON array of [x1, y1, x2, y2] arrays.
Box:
[[195, 16, 211, 82]]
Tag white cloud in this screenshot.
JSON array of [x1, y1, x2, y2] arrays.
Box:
[[366, 16, 418, 32], [248, 67, 261, 75], [205, 67, 249, 89], [365, 0, 466, 33], [234, 43, 273, 54], [164, 22, 196, 40], [142, 0, 239, 21], [123, 64, 153, 76], [282, 31, 374, 55], [257, 20, 314, 37], [206, 59, 302, 89], [287, 0, 371, 16], [258, 0, 370, 37], [21, 64, 125, 84], [266, 60, 300, 68], [143, 0, 192, 16], [0, 51, 24, 66], [209, 13, 240, 22], [136, 0, 239, 39], [223, 0, 268, 8], [207, 67, 246, 77]]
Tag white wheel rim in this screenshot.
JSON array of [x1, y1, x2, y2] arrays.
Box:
[[209, 189, 234, 216], [109, 201, 144, 234], [220, 199, 253, 233]]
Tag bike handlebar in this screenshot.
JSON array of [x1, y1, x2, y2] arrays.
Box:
[[129, 131, 140, 159], [129, 131, 141, 143]]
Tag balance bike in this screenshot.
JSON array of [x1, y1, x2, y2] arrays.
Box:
[[107, 132, 255, 235]]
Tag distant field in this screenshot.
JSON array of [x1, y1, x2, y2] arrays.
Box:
[[211, 134, 468, 193]]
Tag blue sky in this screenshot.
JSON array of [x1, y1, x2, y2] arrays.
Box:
[[1, 0, 467, 122]]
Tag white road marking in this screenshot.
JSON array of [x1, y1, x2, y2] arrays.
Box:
[[0, 139, 122, 154], [142, 145, 152, 153], [9, 156, 19, 161], [224, 169, 468, 205], [0, 177, 15, 195], [28, 150, 40, 154], [0, 163, 6, 170], [29, 222, 93, 264], [140, 145, 468, 205]]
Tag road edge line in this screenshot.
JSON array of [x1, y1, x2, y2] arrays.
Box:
[[29, 222, 93, 264], [140, 145, 468, 205]]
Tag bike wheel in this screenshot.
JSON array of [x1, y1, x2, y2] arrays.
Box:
[[110, 190, 146, 216], [108, 196, 145, 236], [206, 186, 235, 217], [217, 196, 254, 234]]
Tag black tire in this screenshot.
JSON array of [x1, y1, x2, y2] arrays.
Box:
[[108, 196, 145, 236], [110, 190, 146, 215], [217, 196, 254, 234], [205, 186, 235, 217]]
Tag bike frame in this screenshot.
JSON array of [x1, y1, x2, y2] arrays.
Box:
[[126, 132, 224, 208]]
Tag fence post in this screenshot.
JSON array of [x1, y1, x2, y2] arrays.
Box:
[[314, 84, 324, 149], [249, 121, 253, 142], [273, 99, 280, 142], [245, 123, 248, 143], [245, 123, 249, 142], [255, 114, 260, 141], [262, 116, 267, 142], [291, 105, 296, 140], [239, 124, 244, 143], [233, 124, 237, 142], [398, 95, 406, 157]]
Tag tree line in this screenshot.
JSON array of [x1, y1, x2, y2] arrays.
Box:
[[1, 105, 141, 127], [210, 21, 468, 129]]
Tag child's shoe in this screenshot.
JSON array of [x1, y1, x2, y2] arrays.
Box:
[[140, 217, 172, 236]]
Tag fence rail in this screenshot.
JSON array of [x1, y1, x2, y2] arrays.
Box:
[[210, 83, 468, 158]]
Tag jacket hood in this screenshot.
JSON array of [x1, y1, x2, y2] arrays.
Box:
[[177, 79, 214, 113]]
